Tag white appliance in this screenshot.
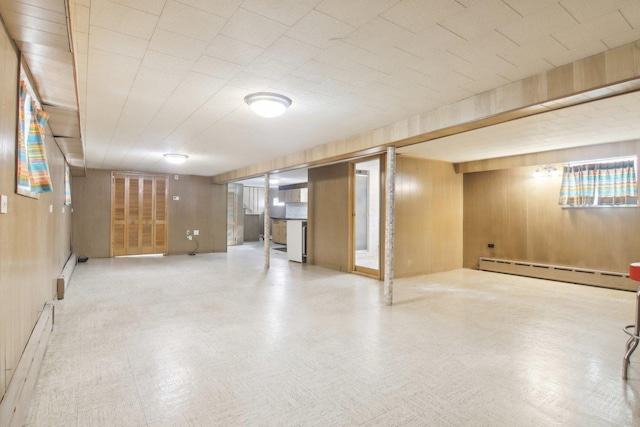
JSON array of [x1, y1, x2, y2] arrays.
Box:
[[287, 220, 307, 263]]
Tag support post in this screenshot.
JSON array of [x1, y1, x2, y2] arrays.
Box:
[[264, 172, 271, 269], [384, 146, 396, 306]]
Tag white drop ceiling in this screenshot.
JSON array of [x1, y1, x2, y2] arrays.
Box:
[[4, 1, 640, 177]]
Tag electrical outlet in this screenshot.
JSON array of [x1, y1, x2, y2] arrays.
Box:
[[1, 195, 7, 214], [193, 230, 199, 236]]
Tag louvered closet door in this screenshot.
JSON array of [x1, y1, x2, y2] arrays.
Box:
[[111, 173, 168, 256], [111, 175, 127, 256]]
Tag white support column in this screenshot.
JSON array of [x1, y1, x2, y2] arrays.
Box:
[[384, 146, 396, 306], [264, 172, 271, 269]]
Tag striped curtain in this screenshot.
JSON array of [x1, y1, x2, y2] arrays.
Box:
[[597, 160, 637, 205], [18, 80, 53, 194], [558, 160, 638, 206]]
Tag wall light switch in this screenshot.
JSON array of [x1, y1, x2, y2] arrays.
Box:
[[174, 175, 179, 180], [172, 196, 179, 201], [62, 206, 66, 213], [193, 230, 199, 235], [1, 195, 7, 214], [49, 204, 53, 213]]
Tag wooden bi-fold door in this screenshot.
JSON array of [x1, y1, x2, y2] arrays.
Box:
[[111, 173, 168, 256]]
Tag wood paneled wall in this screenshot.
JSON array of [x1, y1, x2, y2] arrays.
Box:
[[394, 157, 463, 278], [72, 169, 111, 257], [308, 162, 350, 272], [0, 21, 71, 400], [73, 171, 227, 257], [463, 153, 640, 273]]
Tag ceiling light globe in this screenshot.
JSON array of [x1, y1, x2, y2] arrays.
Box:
[[244, 92, 292, 118]]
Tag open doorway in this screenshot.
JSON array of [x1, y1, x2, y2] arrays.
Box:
[[352, 157, 381, 278]]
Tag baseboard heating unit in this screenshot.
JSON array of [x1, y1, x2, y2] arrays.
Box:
[[479, 258, 636, 291]]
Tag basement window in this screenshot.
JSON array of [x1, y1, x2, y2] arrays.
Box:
[[558, 156, 638, 207]]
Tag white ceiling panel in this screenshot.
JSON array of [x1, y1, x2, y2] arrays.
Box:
[[157, 1, 226, 42], [316, 0, 398, 27], [241, 0, 320, 26], [88, 26, 149, 59], [56, 0, 640, 177], [89, 0, 159, 40], [147, 28, 209, 61], [110, 0, 166, 16], [219, 8, 289, 49], [175, 0, 242, 18], [439, 0, 521, 41], [285, 10, 354, 49]]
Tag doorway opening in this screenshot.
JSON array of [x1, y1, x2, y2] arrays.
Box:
[[352, 157, 381, 278]]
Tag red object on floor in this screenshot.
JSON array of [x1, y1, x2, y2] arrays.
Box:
[[631, 263, 640, 282]]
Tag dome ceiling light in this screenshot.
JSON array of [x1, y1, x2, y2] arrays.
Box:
[[163, 153, 189, 164], [244, 92, 292, 118]]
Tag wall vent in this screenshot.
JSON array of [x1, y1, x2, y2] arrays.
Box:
[[478, 258, 636, 291]]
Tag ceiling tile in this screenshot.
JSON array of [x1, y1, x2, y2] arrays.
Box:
[[344, 17, 414, 53], [141, 50, 194, 75], [205, 35, 264, 65], [89, 26, 148, 59], [290, 60, 341, 84], [110, 0, 166, 15], [157, 1, 226, 42], [312, 41, 371, 69], [316, 0, 399, 27], [620, 3, 640, 28], [396, 29, 465, 60], [543, 39, 608, 67], [270, 75, 319, 95], [228, 71, 278, 91], [245, 56, 295, 80], [553, 12, 631, 50], [286, 10, 354, 49], [448, 30, 516, 63], [602, 27, 640, 49], [174, 0, 242, 18], [148, 28, 209, 61], [498, 3, 577, 46], [500, 0, 559, 16], [241, 0, 321, 26], [409, 51, 470, 78], [560, 0, 636, 24], [191, 55, 243, 79], [499, 35, 566, 68], [381, 0, 465, 33], [220, 8, 289, 49], [358, 46, 421, 75], [90, 0, 159, 40], [263, 36, 322, 66], [439, 0, 521, 41]]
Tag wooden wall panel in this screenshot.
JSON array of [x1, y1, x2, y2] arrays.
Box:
[[308, 162, 350, 272], [72, 169, 112, 258], [463, 158, 640, 273], [73, 171, 228, 257], [0, 20, 71, 401], [394, 157, 463, 278]]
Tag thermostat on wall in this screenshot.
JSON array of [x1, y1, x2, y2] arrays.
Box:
[[172, 196, 179, 201], [1, 195, 7, 214]]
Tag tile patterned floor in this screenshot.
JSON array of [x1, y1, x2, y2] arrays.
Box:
[[25, 242, 640, 426]]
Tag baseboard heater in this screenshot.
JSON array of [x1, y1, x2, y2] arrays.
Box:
[[479, 258, 637, 291]]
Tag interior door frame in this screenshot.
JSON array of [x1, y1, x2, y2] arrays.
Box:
[[110, 172, 169, 257], [349, 154, 386, 280]]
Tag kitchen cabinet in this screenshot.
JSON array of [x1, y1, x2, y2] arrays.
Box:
[[278, 188, 308, 203], [272, 219, 287, 244]]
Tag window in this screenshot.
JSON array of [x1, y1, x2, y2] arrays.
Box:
[[558, 157, 638, 207]]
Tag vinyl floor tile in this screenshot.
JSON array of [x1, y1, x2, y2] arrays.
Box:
[[24, 242, 640, 426]]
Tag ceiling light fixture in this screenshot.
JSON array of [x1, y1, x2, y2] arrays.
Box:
[[533, 164, 560, 178], [244, 92, 292, 118], [163, 153, 189, 164]]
